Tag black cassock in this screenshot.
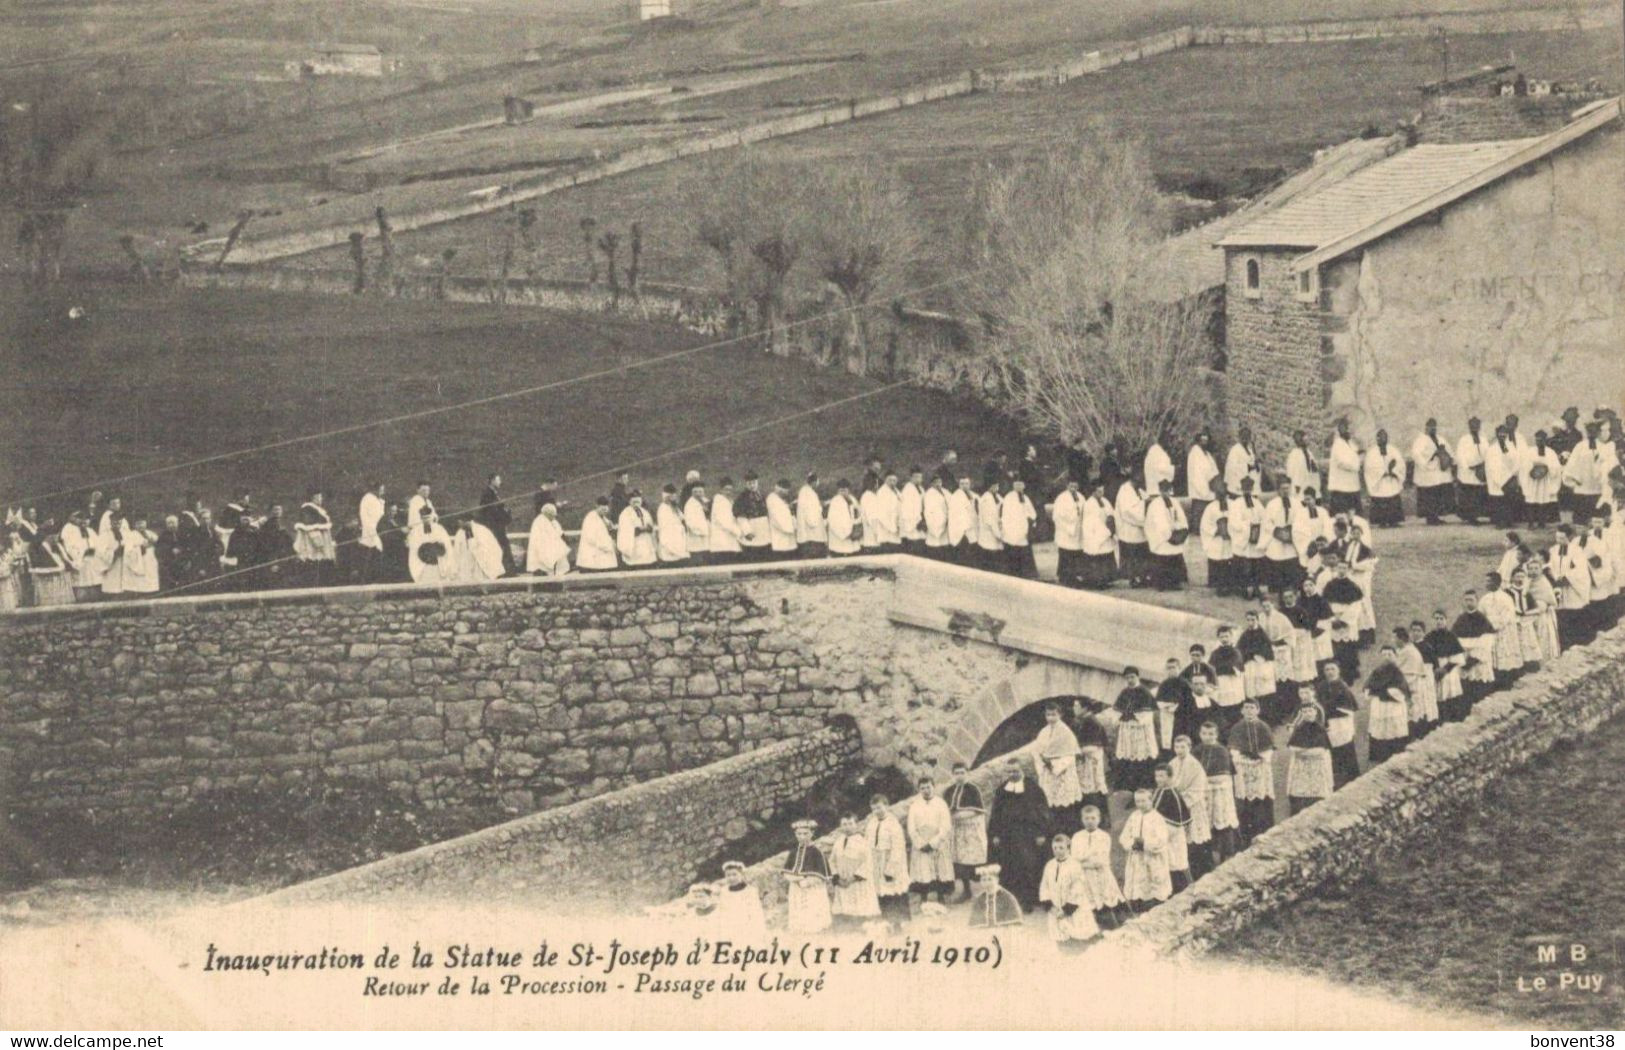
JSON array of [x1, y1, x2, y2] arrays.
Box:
[[476, 486, 515, 573], [987, 782, 1047, 910], [381, 516, 411, 582]]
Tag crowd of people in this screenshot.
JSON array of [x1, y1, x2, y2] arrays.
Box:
[[2, 406, 1619, 614], [6, 402, 1623, 943], [663, 541, 1623, 944]]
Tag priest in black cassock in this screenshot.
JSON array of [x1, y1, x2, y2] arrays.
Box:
[[987, 761, 1048, 911], [381, 503, 411, 583]]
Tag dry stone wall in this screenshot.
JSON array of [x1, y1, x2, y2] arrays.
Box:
[[0, 568, 884, 825], [0, 559, 1102, 830], [256, 722, 864, 909]]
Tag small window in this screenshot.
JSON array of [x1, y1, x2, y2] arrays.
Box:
[[1295, 267, 1318, 302], [1243, 256, 1262, 299]]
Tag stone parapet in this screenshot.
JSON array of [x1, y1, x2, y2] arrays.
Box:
[[1119, 626, 1625, 955]]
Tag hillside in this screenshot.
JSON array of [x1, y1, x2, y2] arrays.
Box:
[[295, 26, 1622, 303], [0, 279, 1020, 524]]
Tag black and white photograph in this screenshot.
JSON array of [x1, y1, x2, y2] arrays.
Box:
[[0, 0, 1622, 1032]]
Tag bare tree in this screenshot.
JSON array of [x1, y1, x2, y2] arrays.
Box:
[[1, 86, 112, 283], [969, 129, 1217, 454], [579, 217, 599, 284], [347, 231, 366, 294], [597, 229, 620, 305], [803, 165, 922, 373], [374, 206, 395, 291], [685, 154, 809, 348], [626, 221, 643, 297], [517, 208, 540, 279]]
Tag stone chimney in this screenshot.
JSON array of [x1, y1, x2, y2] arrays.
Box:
[[1415, 65, 1611, 144]]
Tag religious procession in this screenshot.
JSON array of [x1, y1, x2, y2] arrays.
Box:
[[658, 527, 1624, 948], [2, 406, 1620, 615]]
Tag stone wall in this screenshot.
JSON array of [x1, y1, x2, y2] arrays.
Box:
[[0, 556, 1218, 829], [202, 4, 1617, 266], [1417, 93, 1613, 145], [253, 721, 864, 909], [0, 565, 878, 824], [1325, 124, 1625, 444], [1221, 248, 1328, 463], [1190, 6, 1616, 45], [180, 264, 1006, 402], [1121, 626, 1625, 956]]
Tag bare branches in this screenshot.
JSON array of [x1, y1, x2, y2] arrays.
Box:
[[973, 129, 1215, 455]]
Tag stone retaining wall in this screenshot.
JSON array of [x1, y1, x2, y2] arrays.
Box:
[[252, 720, 864, 909], [0, 555, 1217, 831], [199, 3, 1613, 266], [0, 564, 884, 824], [1120, 625, 1625, 956]]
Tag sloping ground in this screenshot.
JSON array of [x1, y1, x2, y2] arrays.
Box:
[[1215, 702, 1625, 1029], [302, 27, 1619, 301], [0, 278, 1020, 526]]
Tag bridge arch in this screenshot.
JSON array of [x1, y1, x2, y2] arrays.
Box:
[[938, 658, 1122, 771]]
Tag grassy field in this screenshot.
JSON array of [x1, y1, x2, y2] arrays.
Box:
[[308, 27, 1621, 301], [1215, 704, 1625, 1029], [0, 278, 1020, 527], [3, 0, 1610, 277]]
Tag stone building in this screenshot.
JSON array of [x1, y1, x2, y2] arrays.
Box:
[[1216, 94, 1622, 458]]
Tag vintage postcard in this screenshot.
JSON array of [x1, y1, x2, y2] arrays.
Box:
[[1, 0, 1621, 1032]]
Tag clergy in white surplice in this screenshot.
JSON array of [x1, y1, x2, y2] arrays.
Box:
[[1455, 418, 1490, 523], [866, 794, 911, 927], [1070, 806, 1128, 930], [826, 480, 863, 556], [794, 474, 827, 557], [1223, 427, 1262, 498], [1186, 431, 1220, 529], [407, 508, 454, 585], [1362, 430, 1405, 527], [829, 813, 880, 922], [708, 480, 744, 561], [1119, 789, 1173, 911], [615, 493, 657, 567], [922, 475, 951, 556], [906, 778, 955, 900], [1143, 438, 1176, 498], [655, 486, 688, 566], [525, 504, 572, 576], [1327, 419, 1363, 516], [1029, 703, 1083, 830], [1521, 432, 1564, 526], [576, 499, 619, 573], [1051, 479, 1086, 588], [1038, 835, 1099, 946], [1285, 429, 1321, 497], [1409, 418, 1455, 524], [947, 477, 978, 565], [898, 468, 926, 552], [765, 480, 798, 557], [715, 860, 767, 939], [682, 485, 710, 562]]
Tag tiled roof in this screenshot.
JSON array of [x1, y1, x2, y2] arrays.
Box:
[[1216, 138, 1538, 249], [1152, 133, 1402, 298]]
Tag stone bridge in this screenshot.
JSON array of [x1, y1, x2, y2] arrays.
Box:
[[0, 556, 1219, 829]]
